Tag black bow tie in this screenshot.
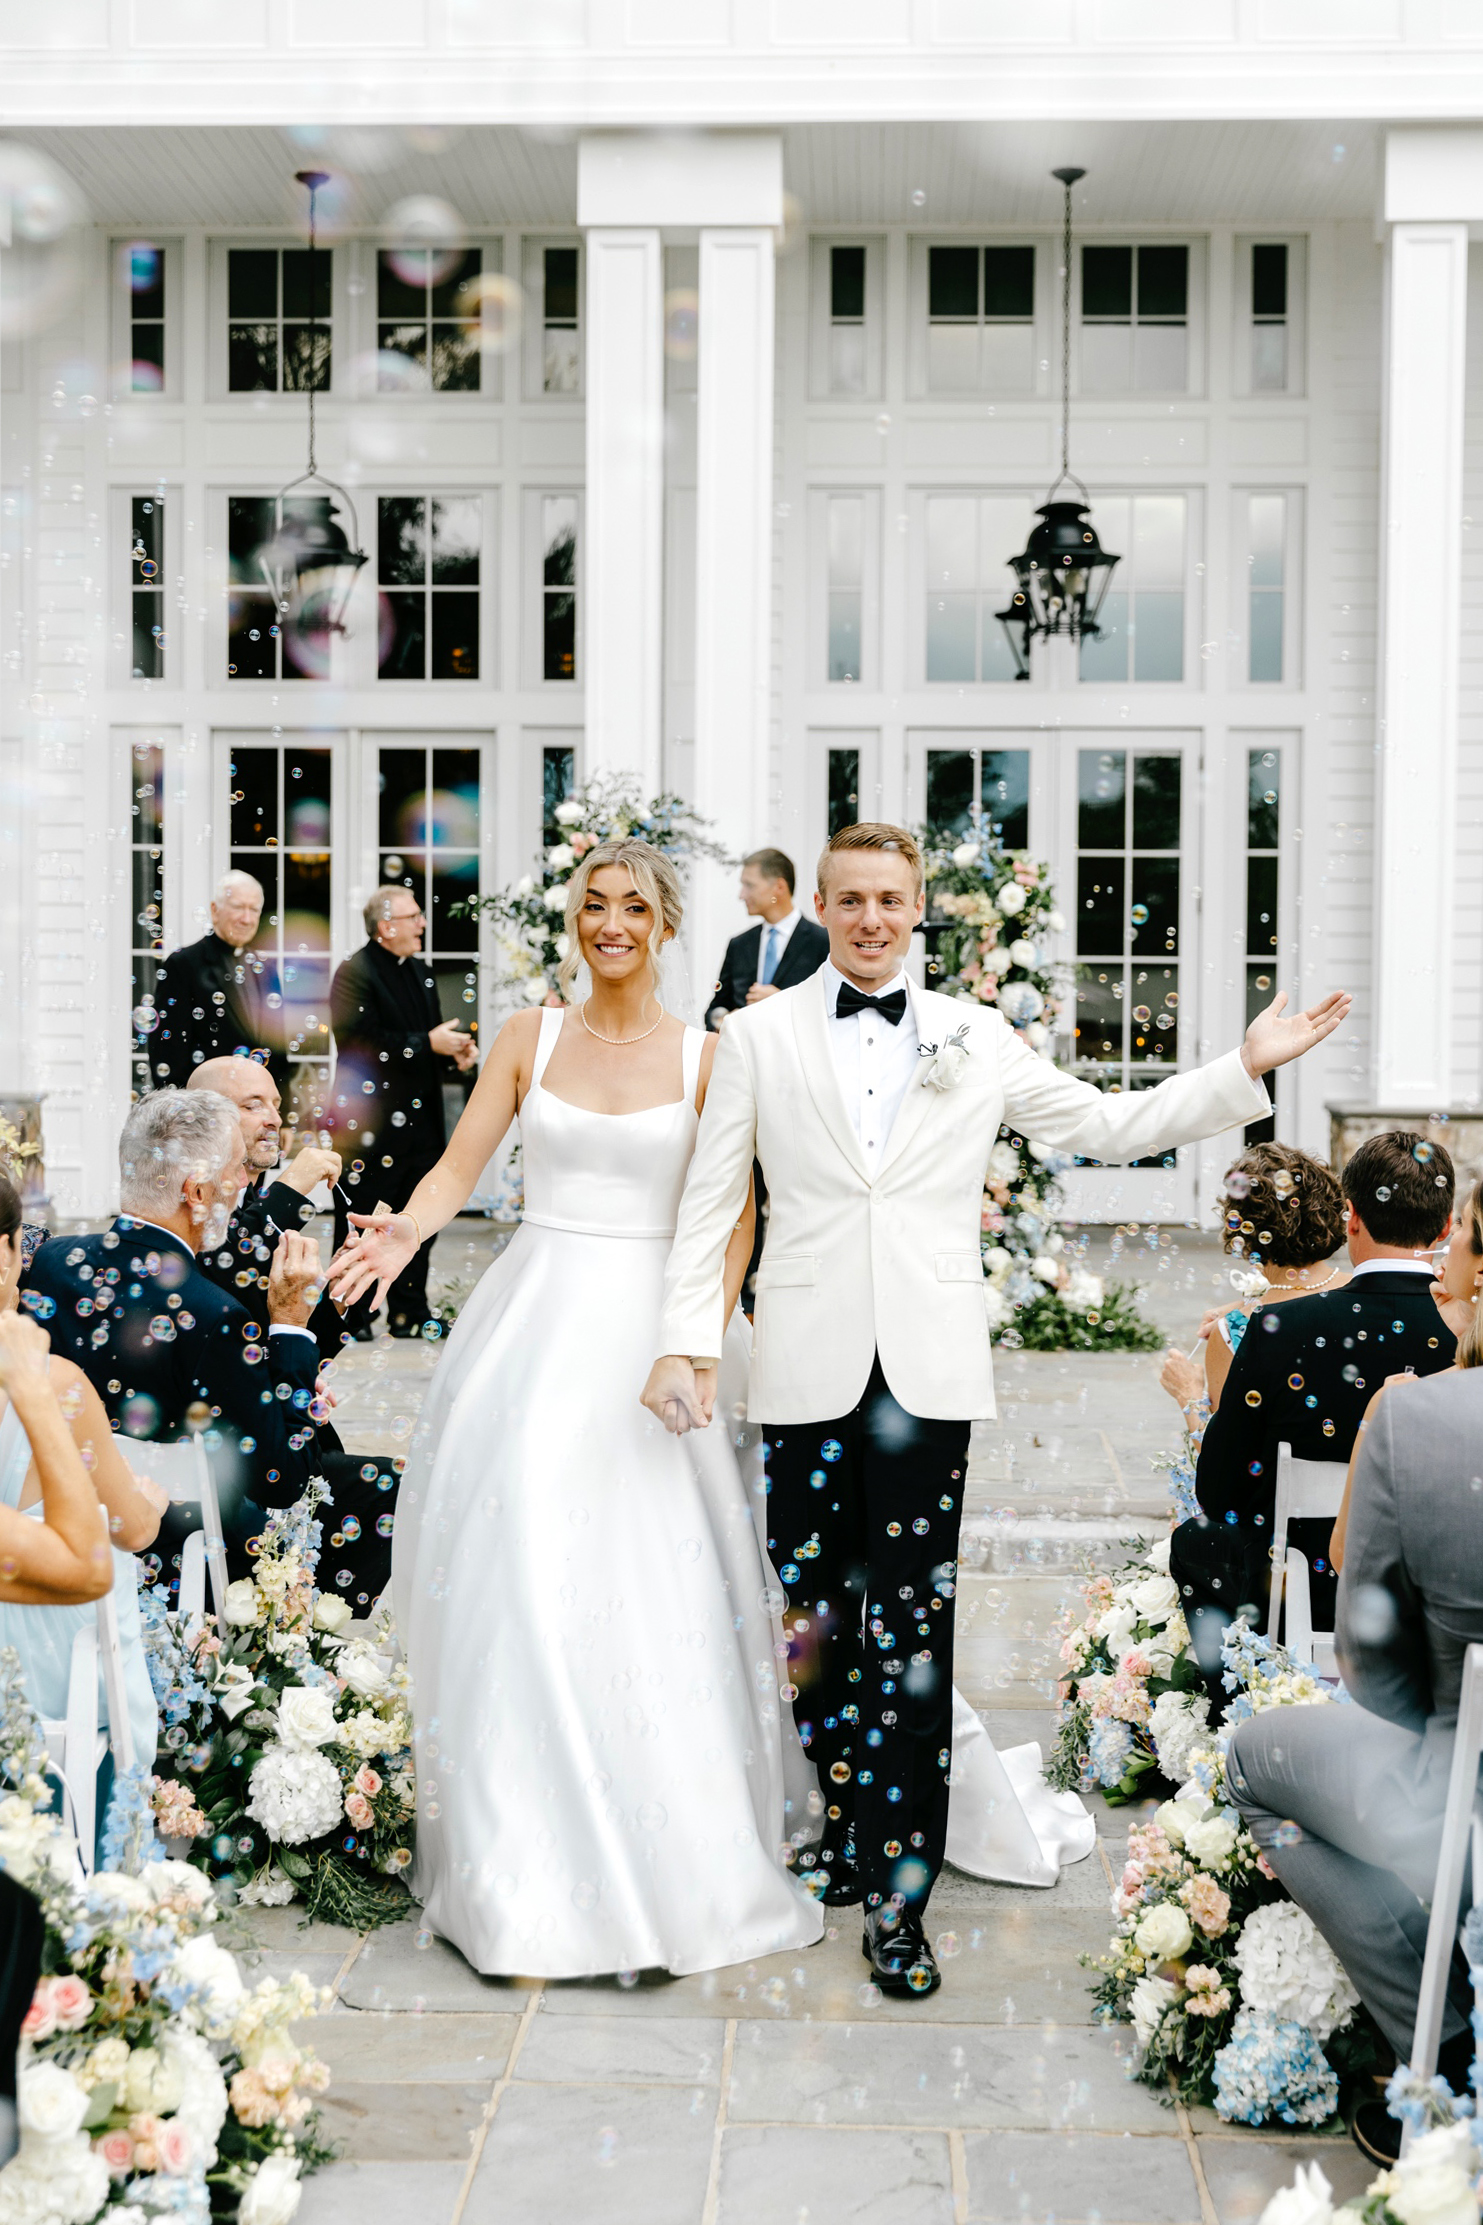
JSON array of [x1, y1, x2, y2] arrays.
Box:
[[834, 983, 908, 1026]]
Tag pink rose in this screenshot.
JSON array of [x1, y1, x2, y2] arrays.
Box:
[[344, 1792, 373, 1829], [158, 2120, 193, 2175], [48, 1974, 92, 2031], [96, 2130, 135, 2176], [20, 1984, 56, 2042], [353, 1766, 383, 1798], [571, 831, 594, 856]]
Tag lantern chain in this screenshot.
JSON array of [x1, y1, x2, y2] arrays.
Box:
[[1060, 172, 1073, 482]]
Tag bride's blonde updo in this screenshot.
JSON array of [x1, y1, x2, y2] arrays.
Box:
[[556, 837, 684, 1002]]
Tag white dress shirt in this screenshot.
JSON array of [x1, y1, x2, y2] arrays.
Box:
[[1346, 1256, 1439, 1279], [123, 1214, 316, 1344], [755, 907, 802, 984], [822, 961, 921, 1161]]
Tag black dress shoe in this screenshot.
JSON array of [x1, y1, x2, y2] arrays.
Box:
[[350, 1321, 378, 1343], [861, 1908, 940, 1997], [1350, 2096, 1402, 2167]]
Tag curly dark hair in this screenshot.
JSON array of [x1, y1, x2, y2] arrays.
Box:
[[1214, 1143, 1346, 1270]]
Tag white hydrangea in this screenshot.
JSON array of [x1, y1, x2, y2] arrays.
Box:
[[1255, 2159, 1335, 2225], [169, 1933, 245, 2033], [1233, 1903, 1360, 2042], [1063, 1268, 1104, 1310], [983, 1283, 1013, 1333], [238, 1867, 297, 1908], [246, 1746, 344, 1846], [1148, 1690, 1211, 1784], [161, 2024, 229, 2163]]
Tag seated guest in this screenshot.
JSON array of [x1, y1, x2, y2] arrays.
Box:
[[22, 1090, 324, 1591], [150, 870, 286, 1090], [1169, 1129, 1456, 1678], [0, 1175, 162, 1772], [1225, 1218, 1483, 2164], [186, 1055, 347, 1364], [1160, 1144, 1349, 1421], [185, 1059, 401, 1602]]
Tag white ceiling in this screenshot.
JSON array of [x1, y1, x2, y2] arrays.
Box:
[[5, 117, 1381, 232]]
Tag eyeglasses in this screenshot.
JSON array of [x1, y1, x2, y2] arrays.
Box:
[[385, 908, 426, 924]]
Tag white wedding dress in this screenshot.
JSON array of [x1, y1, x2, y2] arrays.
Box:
[[393, 1009, 1090, 1980]]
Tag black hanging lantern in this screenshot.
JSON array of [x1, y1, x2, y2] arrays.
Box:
[[997, 168, 1120, 681], [261, 171, 368, 644]]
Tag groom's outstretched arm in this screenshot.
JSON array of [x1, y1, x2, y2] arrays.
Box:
[[656, 1021, 760, 1370], [995, 1020, 1270, 1165]]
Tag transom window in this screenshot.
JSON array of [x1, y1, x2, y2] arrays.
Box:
[[1251, 244, 1288, 393], [376, 248, 482, 392], [376, 498, 481, 681], [1078, 496, 1186, 686], [829, 246, 866, 395], [123, 243, 166, 393], [1074, 748, 1182, 1099], [543, 248, 580, 394], [228, 248, 331, 393], [1081, 244, 1187, 393], [927, 245, 1035, 390]]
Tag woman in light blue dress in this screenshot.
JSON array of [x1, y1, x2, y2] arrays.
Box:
[[0, 1174, 161, 1765]]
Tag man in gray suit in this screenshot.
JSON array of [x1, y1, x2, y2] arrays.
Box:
[[1226, 1366, 1483, 2165]]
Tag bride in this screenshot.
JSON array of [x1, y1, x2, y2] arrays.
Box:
[[329, 838, 1090, 1980]]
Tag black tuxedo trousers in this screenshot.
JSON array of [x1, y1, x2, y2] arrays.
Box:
[[765, 1356, 970, 1913]]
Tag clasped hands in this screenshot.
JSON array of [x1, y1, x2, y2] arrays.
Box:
[[640, 1356, 717, 1437]]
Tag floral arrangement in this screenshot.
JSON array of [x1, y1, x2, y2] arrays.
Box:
[[460, 770, 731, 1010], [1257, 2123, 1481, 2225], [0, 1651, 332, 2224], [142, 1494, 415, 1931], [920, 827, 1161, 1356]]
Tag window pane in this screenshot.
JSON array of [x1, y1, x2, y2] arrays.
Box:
[[1252, 242, 1288, 320], [828, 591, 861, 683], [544, 593, 576, 682], [431, 591, 479, 680], [378, 747, 426, 849], [227, 597, 276, 679], [228, 497, 274, 581], [925, 595, 976, 682], [377, 248, 425, 317], [827, 747, 859, 835], [1076, 859, 1125, 954], [127, 241, 165, 320], [1082, 245, 1131, 320], [830, 323, 865, 395], [131, 743, 163, 846], [1078, 750, 1126, 849], [981, 323, 1034, 390], [228, 324, 277, 392], [379, 324, 428, 382], [379, 590, 426, 679], [1131, 755, 1181, 849], [543, 325, 579, 393], [378, 497, 426, 585], [543, 745, 574, 839], [544, 246, 579, 323], [131, 324, 165, 386], [1079, 323, 1132, 393], [1136, 244, 1187, 320], [1079, 588, 1128, 681], [228, 248, 277, 318], [1075, 968, 1124, 1061], [132, 847, 163, 946], [431, 750, 481, 843], [230, 749, 278, 846], [543, 498, 577, 586], [132, 591, 163, 679], [434, 959, 480, 1027], [830, 244, 865, 321], [431, 249, 481, 319], [926, 497, 976, 590], [430, 324, 480, 391], [1132, 590, 1184, 682], [430, 497, 481, 585], [1246, 854, 1278, 954], [1132, 965, 1180, 1061], [827, 496, 863, 589], [431, 852, 479, 951], [1133, 323, 1187, 391], [282, 248, 331, 321], [928, 245, 978, 320], [1133, 496, 1185, 586], [1247, 749, 1280, 848], [1249, 495, 1285, 589], [1252, 324, 1288, 392], [926, 323, 978, 389], [379, 855, 425, 907], [282, 326, 331, 392], [980, 751, 1029, 849], [282, 852, 333, 948], [983, 246, 1033, 319], [1130, 856, 1180, 957], [1249, 592, 1283, 683], [132, 496, 162, 572], [925, 750, 974, 837], [285, 744, 331, 819]]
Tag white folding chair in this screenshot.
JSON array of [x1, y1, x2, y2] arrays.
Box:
[[41, 1508, 137, 1875], [115, 1434, 225, 1624], [1409, 1643, 1483, 2110], [1266, 1440, 1348, 1675]]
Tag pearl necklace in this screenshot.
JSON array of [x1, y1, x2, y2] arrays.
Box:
[[579, 998, 665, 1047], [1263, 1263, 1342, 1296]]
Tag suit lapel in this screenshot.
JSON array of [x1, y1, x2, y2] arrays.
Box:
[[775, 923, 820, 989], [874, 980, 942, 1178], [791, 972, 872, 1185]]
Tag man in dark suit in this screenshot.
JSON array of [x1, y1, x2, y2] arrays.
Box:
[[150, 871, 287, 1090], [328, 884, 476, 1339], [706, 848, 830, 1030], [1170, 1130, 1456, 1678], [705, 849, 829, 1303], [22, 1088, 324, 1592]]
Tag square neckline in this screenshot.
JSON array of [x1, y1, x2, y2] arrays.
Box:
[[529, 1005, 703, 1120]]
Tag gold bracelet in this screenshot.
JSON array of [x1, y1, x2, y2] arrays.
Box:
[[403, 1210, 423, 1247]]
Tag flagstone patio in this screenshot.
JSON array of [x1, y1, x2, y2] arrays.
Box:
[[246, 1222, 1375, 2224]]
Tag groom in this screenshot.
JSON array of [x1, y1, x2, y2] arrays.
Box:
[[643, 822, 1348, 1998]]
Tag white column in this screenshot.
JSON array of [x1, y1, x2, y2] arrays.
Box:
[[582, 226, 663, 789], [690, 225, 776, 980]]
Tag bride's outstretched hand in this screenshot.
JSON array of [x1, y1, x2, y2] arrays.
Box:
[[641, 1356, 716, 1436], [327, 1213, 419, 1312], [1240, 988, 1351, 1077]]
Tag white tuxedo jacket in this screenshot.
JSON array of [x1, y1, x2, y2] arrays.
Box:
[[660, 971, 1270, 1424]]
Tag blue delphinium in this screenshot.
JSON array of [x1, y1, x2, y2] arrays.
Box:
[[1212, 2008, 1339, 2126], [100, 1759, 164, 1876], [1087, 1717, 1134, 1789]]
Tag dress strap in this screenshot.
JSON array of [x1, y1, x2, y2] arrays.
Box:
[[681, 1025, 706, 1112], [531, 1005, 565, 1091]]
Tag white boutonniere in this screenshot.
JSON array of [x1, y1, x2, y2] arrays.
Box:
[[918, 1023, 972, 1092]]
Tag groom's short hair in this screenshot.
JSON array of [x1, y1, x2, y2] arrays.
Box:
[[817, 821, 924, 899]]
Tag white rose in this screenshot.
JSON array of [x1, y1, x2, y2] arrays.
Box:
[[1135, 1902, 1193, 1961], [1030, 1255, 1060, 1287], [1123, 1573, 1180, 1628], [985, 944, 1013, 972], [1386, 2122, 1478, 2225], [1257, 2160, 1335, 2225], [1009, 938, 1037, 969], [1147, 1536, 1173, 1575], [221, 1579, 261, 1627], [521, 978, 549, 1004], [339, 1648, 390, 1700], [554, 798, 583, 827], [17, 2061, 89, 2142], [312, 1595, 354, 1635], [1153, 1800, 1188, 1848], [170, 1934, 245, 2029], [545, 842, 575, 870], [1182, 1815, 1238, 1871], [1129, 1973, 1179, 2047], [122, 2043, 183, 2115], [238, 2152, 303, 2225], [950, 841, 980, 867], [996, 882, 1026, 917], [543, 882, 568, 912], [981, 1246, 1013, 1282], [514, 872, 534, 895], [275, 1684, 339, 1750], [1094, 1603, 1137, 1655], [1046, 909, 1066, 932]]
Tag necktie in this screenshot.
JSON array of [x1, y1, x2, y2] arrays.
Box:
[[761, 926, 781, 985], [834, 983, 907, 1026]]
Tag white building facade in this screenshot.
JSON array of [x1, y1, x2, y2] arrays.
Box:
[[2, 12, 1482, 1222]]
